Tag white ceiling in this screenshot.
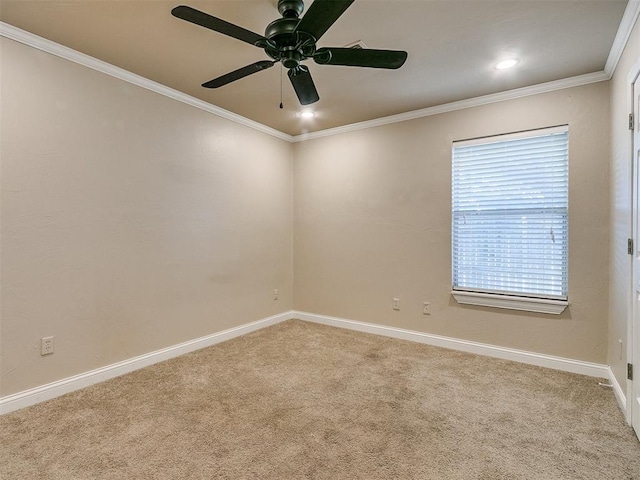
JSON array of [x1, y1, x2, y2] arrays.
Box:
[[0, 0, 631, 136]]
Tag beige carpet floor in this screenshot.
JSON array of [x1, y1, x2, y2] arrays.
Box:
[[1, 319, 639, 479]]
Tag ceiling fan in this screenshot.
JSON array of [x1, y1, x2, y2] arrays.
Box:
[[171, 0, 408, 105]]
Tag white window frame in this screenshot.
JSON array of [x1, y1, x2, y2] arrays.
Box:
[[450, 126, 569, 315]]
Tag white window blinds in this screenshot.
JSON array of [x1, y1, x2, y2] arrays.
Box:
[[452, 126, 568, 300]]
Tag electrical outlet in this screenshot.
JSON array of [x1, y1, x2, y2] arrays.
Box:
[[392, 298, 400, 311], [423, 302, 431, 315], [41, 336, 54, 356], [273, 289, 279, 301]]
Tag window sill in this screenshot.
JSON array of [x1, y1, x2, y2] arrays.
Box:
[[451, 290, 568, 315]]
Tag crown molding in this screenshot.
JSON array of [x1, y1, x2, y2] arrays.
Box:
[[2, 1, 636, 146], [292, 71, 609, 142], [292, 0, 637, 142], [604, 0, 640, 77], [0, 22, 294, 143]]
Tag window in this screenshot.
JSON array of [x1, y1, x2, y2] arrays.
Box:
[[451, 126, 569, 314]]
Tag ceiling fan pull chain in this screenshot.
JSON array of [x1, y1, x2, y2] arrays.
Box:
[[279, 63, 284, 109]]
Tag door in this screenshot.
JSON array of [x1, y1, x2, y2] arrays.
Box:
[[632, 75, 640, 440]]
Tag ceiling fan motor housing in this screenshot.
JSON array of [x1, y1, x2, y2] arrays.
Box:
[[265, 0, 314, 69], [264, 17, 298, 43], [267, 0, 305, 40]]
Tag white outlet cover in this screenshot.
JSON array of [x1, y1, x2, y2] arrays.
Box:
[[41, 336, 54, 355], [392, 298, 400, 310]]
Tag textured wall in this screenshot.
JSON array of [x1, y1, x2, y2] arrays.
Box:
[[0, 28, 624, 400], [294, 82, 610, 363], [608, 16, 640, 390], [0, 38, 294, 396]]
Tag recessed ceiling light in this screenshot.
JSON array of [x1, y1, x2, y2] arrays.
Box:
[[495, 58, 519, 70], [299, 111, 315, 119]]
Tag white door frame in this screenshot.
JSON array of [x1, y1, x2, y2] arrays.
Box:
[[628, 58, 640, 435]]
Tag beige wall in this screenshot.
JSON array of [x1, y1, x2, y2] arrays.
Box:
[[609, 15, 640, 389], [294, 82, 611, 363], [0, 38, 294, 396], [1, 27, 625, 399]]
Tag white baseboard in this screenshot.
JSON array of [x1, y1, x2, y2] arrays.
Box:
[[608, 366, 628, 419], [1, 310, 614, 416], [293, 311, 610, 379], [0, 312, 293, 415]]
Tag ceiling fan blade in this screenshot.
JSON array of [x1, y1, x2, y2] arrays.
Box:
[[314, 47, 408, 69], [202, 61, 276, 88], [288, 66, 320, 105], [294, 0, 355, 42], [171, 5, 267, 46]]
